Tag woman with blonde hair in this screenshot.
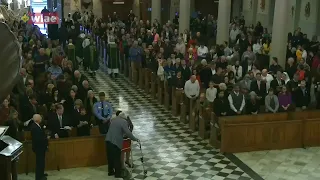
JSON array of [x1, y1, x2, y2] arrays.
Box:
[[4, 109, 22, 139], [85, 90, 98, 124]]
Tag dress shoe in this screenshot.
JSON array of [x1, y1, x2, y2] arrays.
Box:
[[108, 171, 115, 176], [114, 174, 123, 178]]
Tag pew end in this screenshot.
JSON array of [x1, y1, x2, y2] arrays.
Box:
[[209, 112, 220, 149]]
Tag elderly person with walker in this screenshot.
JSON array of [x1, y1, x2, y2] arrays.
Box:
[[106, 111, 139, 178]]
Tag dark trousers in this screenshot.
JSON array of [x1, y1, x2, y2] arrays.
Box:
[[35, 151, 46, 180], [106, 141, 121, 176], [99, 122, 110, 134]]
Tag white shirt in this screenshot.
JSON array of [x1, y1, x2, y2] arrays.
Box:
[[253, 43, 262, 54], [184, 80, 200, 98], [57, 114, 63, 127], [232, 65, 243, 80], [262, 74, 274, 90], [230, 29, 240, 41], [197, 46, 209, 57], [157, 65, 164, 81], [302, 50, 307, 60], [35, 122, 41, 128], [206, 87, 217, 102], [176, 42, 186, 54], [228, 92, 246, 112], [211, 69, 216, 75]]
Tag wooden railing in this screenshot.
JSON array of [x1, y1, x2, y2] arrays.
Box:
[[18, 127, 106, 174]]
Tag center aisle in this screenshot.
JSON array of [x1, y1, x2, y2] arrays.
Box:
[[85, 67, 254, 180]]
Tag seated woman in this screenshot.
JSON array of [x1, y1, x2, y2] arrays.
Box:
[[278, 86, 292, 112], [75, 106, 91, 137], [265, 88, 279, 113], [246, 91, 260, 114]]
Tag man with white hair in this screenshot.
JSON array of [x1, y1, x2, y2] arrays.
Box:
[[31, 114, 48, 180], [261, 69, 274, 90], [184, 75, 200, 99], [73, 70, 87, 88], [106, 111, 139, 178], [78, 80, 92, 102], [197, 43, 209, 59]]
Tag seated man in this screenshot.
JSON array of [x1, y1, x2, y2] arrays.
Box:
[[48, 104, 72, 138]]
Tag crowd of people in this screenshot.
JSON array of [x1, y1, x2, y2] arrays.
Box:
[[0, 5, 320, 180]]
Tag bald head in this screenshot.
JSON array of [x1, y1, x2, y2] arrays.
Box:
[[74, 70, 81, 78], [190, 75, 196, 83], [262, 69, 268, 76], [33, 114, 42, 124]]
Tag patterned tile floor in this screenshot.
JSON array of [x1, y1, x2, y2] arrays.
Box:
[[236, 147, 320, 180], [19, 67, 255, 180]]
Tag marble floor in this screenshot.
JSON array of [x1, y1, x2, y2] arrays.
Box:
[[18, 67, 320, 180], [236, 147, 320, 180]]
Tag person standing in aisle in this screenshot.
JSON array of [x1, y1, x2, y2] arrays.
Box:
[[106, 111, 139, 178], [31, 114, 48, 180]]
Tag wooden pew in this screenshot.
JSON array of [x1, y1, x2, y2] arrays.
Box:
[[209, 112, 220, 148], [139, 68, 145, 89], [133, 68, 138, 85], [119, 53, 124, 74], [151, 73, 157, 99], [164, 81, 170, 110], [219, 113, 303, 153], [172, 88, 183, 116], [128, 61, 132, 81], [199, 106, 212, 139], [180, 94, 188, 124], [189, 98, 198, 131], [157, 77, 164, 104], [288, 111, 320, 147], [18, 135, 107, 174], [124, 54, 129, 77], [144, 69, 152, 93]]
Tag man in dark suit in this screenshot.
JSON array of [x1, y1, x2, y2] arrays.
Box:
[[250, 73, 267, 105], [21, 95, 38, 124], [77, 80, 92, 102], [270, 71, 285, 95], [31, 114, 48, 180], [293, 80, 310, 110], [48, 104, 71, 138], [73, 70, 87, 88], [179, 60, 191, 83]]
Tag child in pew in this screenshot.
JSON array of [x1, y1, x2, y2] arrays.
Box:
[[75, 106, 92, 136], [115, 110, 134, 168]]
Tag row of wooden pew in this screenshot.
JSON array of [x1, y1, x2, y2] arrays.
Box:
[[18, 127, 106, 174], [118, 56, 217, 147], [118, 55, 320, 153]]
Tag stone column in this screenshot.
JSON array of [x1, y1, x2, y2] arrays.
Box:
[[133, 0, 140, 19], [216, 0, 231, 45], [151, 0, 161, 22], [179, 0, 191, 33], [270, 0, 289, 67], [92, 0, 102, 18], [232, 0, 242, 19]]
